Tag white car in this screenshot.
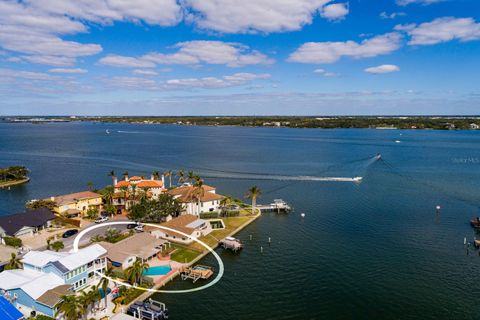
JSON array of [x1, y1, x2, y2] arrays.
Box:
[[95, 216, 109, 224], [134, 224, 144, 232]]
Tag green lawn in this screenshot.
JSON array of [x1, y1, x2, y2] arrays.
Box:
[[170, 244, 202, 263]]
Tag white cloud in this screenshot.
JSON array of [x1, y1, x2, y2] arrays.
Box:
[[166, 72, 271, 89], [313, 68, 338, 77], [133, 69, 158, 76], [396, 0, 443, 6], [49, 68, 88, 74], [364, 64, 400, 74], [98, 55, 156, 68], [0, 68, 57, 81], [320, 3, 349, 21], [396, 17, 480, 45], [20, 55, 77, 67], [104, 76, 158, 89], [288, 33, 402, 64], [380, 12, 406, 20], [183, 0, 331, 33], [143, 41, 274, 67], [99, 41, 274, 68]]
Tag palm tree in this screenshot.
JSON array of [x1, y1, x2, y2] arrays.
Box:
[[98, 267, 115, 308], [87, 181, 94, 191], [176, 170, 185, 185], [101, 185, 114, 205], [122, 171, 129, 179], [120, 185, 129, 210], [187, 171, 195, 184], [108, 170, 116, 183], [246, 186, 262, 215], [131, 184, 137, 201], [152, 170, 160, 180], [124, 258, 149, 286], [193, 177, 205, 215], [163, 170, 172, 188], [79, 285, 101, 318], [56, 294, 81, 320], [4, 253, 22, 270]]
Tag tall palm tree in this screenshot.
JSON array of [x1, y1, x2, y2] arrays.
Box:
[[87, 181, 94, 191], [124, 258, 149, 286], [152, 170, 160, 180], [122, 171, 129, 179], [56, 294, 81, 320], [176, 170, 185, 185], [163, 170, 172, 188], [246, 186, 262, 215], [120, 185, 129, 210], [98, 267, 115, 308], [187, 171, 195, 184], [101, 185, 114, 205], [4, 253, 22, 270], [131, 184, 137, 201], [193, 177, 205, 215], [79, 285, 101, 318]]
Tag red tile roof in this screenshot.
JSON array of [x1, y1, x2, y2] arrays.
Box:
[[129, 176, 142, 181], [114, 180, 130, 188], [137, 180, 163, 188]]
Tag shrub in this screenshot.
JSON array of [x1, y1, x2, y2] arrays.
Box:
[[200, 211, 219, 219], [51, 241, 64, 252], [4, 236, 22, 248], [35, 315, 55, 320]]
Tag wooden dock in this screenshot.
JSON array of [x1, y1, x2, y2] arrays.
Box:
[[257, 199, 292, 213], [219, 236, 243, 252], [180, 265, 214, 283]]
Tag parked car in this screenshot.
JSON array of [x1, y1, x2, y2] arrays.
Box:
[[127, 223, 139, 229], [95, 216, 109, 224], [134, 224, 144, 232], [62, 229, 79, 238]]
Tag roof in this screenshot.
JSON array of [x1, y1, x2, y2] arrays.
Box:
[[137, 180, 163, 188], [103, 233, 165, 264], [36, 284, 71, 307], [51, 191, 102, 206], [22, 250, 68, 268], [129, 176, 143, 181], [0, 296, 23, 320], [0, 208, 55, 236], [57, 244, 106, 270], [150, 214, 207, 238], [21, 244, 106, 271], [167, 185, 224, 203], [114, 180, 130, 188], [0, 269, 64, 300]]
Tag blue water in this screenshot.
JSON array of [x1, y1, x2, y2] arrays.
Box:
[[144, 265, 172, 276], [1, 122, 480, 319]]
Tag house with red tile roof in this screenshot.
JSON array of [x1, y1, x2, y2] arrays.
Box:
[[167, 184, 225, 215], [112, 174, 166, 211]]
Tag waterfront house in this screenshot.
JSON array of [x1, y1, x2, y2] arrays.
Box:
[[167, 184, 224, 215], [0, 208, 55, 241], [470, 123, 479, 130], [149, 214, 213, 245], [101, 233, 166, 269], [48, 191, 102, 217], [113, 174, 166, 211], [0, 244, 107, 317]]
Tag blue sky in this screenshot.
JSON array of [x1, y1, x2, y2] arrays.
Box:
[[0, 0, 479, 115]]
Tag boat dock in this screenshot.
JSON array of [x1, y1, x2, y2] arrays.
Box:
[[219, 236, 243, 252], [126, 298, 168, 320], [257, 199, 292, 213], [180, 265, 214, 283]]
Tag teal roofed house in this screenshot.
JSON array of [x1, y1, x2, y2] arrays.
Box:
[[0, 244, 107, 317]]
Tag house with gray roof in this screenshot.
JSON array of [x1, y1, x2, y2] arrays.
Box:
[[0, 208, 55, 240]]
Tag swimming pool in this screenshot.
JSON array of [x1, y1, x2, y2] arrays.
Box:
[[143, 265, 172, 276]]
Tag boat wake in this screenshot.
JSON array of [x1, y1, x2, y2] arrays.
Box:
[[203, 172, 362, 182]]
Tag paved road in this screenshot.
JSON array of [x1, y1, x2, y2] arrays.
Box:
[[62, 222, 130, 251]]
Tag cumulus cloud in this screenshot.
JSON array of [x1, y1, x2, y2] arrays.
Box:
[[396, 0, 443, 6], [288, 33, 402, 64], [49, 68, 88, 74], [133, 69, 158, 76], [98, 55, 156, 68], [183, 0, 331, 33], [98, 41, 274, 68], [0, 68, 57, 81], [166, 72, 271, 89], [364, 64, 400, 74], [380, 12, 406, 19], [143, 41, 274, 67], [320, 3, 349, 21], [396, 17, 480, 45]]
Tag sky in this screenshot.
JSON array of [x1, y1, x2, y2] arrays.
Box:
[[0, 0, 479, 116]]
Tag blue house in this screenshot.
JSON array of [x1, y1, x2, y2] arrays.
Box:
[[0, 244, 107, 317]]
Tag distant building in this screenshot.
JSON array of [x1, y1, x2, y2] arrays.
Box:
[[113, 174, 166, 211], [149, 214, 213, 245], [0, 208, 55, 240], [101, 233, 166, 270], [167, 184, 224, 215], [48, 191, 102, 217], [470, 123, 479, 130], [0, 244, 107, 317]]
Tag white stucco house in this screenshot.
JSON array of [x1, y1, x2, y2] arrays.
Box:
[[149, 214, 213, 245], [167, 184, 224, 215]]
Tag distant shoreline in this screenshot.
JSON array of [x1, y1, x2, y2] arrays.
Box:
[[2, 116, 480, 130], [0, 177, 30, 188]]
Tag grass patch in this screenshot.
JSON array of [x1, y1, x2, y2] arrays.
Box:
[[170, 244, 202, 263]]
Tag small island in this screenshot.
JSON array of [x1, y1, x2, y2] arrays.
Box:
[[0, 166, 30, 188]]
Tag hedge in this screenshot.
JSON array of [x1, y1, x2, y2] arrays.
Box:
[[4, 236, 22, 248], [199, 212, 219, 219]]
